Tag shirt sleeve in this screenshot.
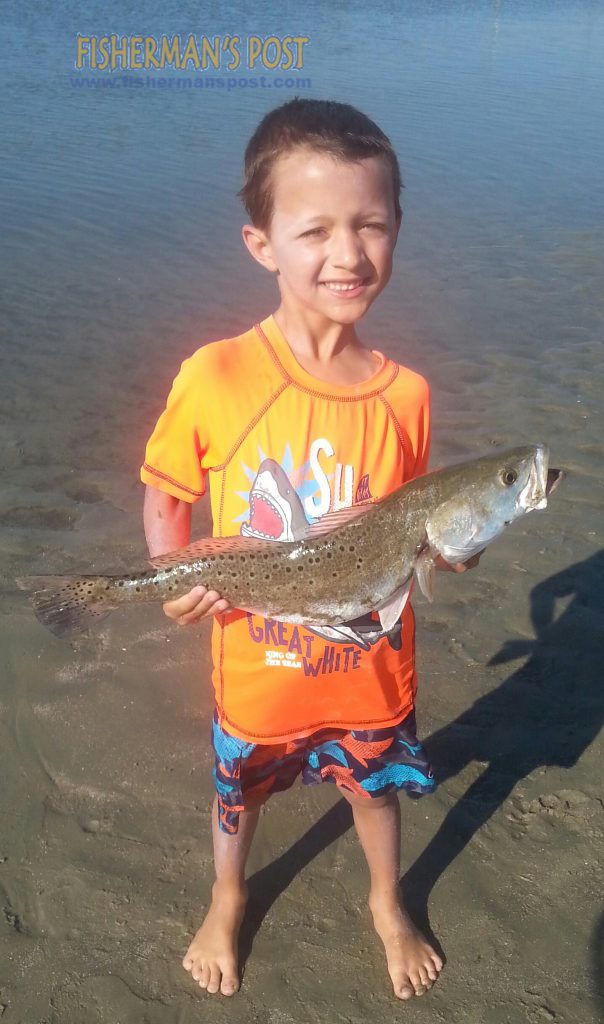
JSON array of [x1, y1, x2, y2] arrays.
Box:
[[384, 366, 431, 481], [413, 382, 431, 477], [140, 351, 210, 502]]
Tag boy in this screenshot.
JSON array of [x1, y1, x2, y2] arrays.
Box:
[[141, 98, 474, 1001]]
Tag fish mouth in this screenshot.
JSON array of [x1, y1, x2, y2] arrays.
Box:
[[518, 444, 549, 510], [517, 447, 564, 511], [546, 468, 564, 496]]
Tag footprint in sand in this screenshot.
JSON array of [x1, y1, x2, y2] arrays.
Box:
[[521, 991, 558, 1021], [506, 789, 603, 839], [63, 482, 104, 504], [0, 505, 77, 530]]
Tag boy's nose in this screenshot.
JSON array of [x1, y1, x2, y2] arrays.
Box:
[[330, 231, 365, 270]]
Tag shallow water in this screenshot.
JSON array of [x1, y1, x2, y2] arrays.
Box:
[[1, 2, 603, 1021], [2, 3, 603, 493]]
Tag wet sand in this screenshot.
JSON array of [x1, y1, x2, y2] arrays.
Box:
[[1, 398, 602, 1023]]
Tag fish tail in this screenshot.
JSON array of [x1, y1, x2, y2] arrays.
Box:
[[16, 575, 118, 639]]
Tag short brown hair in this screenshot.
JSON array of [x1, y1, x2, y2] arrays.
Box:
[[239, 98, 403, 231]]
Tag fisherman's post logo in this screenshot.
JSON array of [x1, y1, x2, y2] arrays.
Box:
[[75, 34, 310, 72]]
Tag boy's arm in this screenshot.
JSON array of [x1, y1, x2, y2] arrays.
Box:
[[144, 485, 192, 557], [143, 486, 231, 624]]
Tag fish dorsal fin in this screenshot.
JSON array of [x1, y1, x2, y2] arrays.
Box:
[[150, 538, 225, 570], [303, 500, 379, 539], [375, 581, 412, 632], [148, 535, 277, 570]]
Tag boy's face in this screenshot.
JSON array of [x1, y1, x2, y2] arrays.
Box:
[[244, 147, 400, 328]]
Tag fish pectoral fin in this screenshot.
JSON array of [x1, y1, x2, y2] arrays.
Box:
[[415, 548, 437, 602], [375, 582, 412, 632]]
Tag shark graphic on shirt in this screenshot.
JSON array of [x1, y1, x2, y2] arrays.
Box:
[[240, 458, 403, 653]]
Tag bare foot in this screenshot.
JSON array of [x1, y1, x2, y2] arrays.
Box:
[[368, 890, 443, 1000], [182, 880, 247, 996]]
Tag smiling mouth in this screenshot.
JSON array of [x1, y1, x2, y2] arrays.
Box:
[[321, 279, 368, 294]]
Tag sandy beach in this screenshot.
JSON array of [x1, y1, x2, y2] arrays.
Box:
[[1, 453, 602, 1022], [2, 1, 603, 1021]]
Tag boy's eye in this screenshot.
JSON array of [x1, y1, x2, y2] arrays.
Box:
[[301, 227, 326, 238], [362, 222, 387, 232]]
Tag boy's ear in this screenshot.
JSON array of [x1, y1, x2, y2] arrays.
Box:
[[241, 224, 278, 273]]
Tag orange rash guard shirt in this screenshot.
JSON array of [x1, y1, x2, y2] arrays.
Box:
[[141, 315, 431, 743]]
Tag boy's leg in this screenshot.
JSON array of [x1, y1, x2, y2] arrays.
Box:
[[183, 794, 263, 996], [342, 789, 443, 1000]]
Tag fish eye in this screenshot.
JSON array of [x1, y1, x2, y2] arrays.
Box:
[[502, 468, 518, 485]]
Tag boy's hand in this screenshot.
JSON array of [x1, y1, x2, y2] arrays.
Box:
[[434, 551, 484, 574], [162, 586, 232, 625]]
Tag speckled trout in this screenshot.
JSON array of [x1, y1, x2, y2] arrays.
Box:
[[17, 445, 562, 640]]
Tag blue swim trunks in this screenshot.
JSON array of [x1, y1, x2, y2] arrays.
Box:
[[211, 708, 436, 834]]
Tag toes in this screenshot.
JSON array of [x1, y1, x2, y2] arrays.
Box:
[[431, 951, 444, 973], [397, 983, 415, 1000], [182, 951, 239, 996], [393, 961, 439, 999], [220, 973, 239, 996], [189, 961, 209, 987], [206, 965, 222, 994], [425, 960, 439, 982], [418, 965, 434, 989]]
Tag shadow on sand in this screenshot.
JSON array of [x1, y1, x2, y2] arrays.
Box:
[[241, 550, 604, 1005]]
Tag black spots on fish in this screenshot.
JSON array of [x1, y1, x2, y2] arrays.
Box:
[[298, 565, 304, 572], [326, 551, 333, 559], [118, 580, 124, 587], [285, 567, 292, 573]]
